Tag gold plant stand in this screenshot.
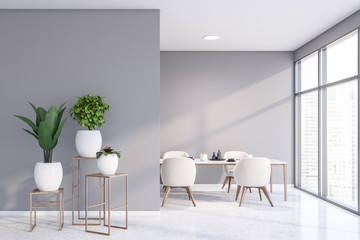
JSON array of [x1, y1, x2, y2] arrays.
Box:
[[72, 156, 104, 226], [85, 173, 128, 236], [30, 188, 64, 232]]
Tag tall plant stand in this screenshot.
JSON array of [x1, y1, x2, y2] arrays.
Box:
[[72, 156, 105, 226], [85, 173, 128, 236], [30, 188, 64, 232]]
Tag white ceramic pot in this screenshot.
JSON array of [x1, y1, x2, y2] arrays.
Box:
[[97, 154, 119, 175], [75, 130, 102, 157], [34, 162, 63, 191]]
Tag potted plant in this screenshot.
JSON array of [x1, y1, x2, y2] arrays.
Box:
[[96, 146, 121, 175], [69, 94, 110, 158], [15, 102, 67, 191]]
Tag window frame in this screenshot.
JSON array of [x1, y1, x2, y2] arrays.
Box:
[[294, 28, 360, 215]]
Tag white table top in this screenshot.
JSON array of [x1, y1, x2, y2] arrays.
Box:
[[160, 158, 287, 165]]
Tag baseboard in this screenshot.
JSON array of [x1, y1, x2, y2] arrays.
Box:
[[0, 211, 160, 217], [161, 183, 294, 187]]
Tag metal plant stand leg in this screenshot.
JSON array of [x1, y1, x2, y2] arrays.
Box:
[[85, 173, 128, 236], [72, 157, 103, 226], [30, 188, 64, 232]]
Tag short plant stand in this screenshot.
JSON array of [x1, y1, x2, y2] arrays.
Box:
[[29, 188, 64, 232], [85, 173, 128, 236]]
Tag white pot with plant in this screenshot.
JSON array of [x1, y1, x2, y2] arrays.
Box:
[[69, 94, 110, 158], [96, 146, 121, 175], [15, 102, 67, 191]]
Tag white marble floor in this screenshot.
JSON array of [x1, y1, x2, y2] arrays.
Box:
[[1, 185, 360, 240]]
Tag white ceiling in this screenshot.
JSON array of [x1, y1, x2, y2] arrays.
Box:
[[1, 0, 360, 51]]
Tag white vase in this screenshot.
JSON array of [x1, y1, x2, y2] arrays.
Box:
[[97, 154, 119, 175], [75, 130, 102, 157], [34, 162, 63, 191]]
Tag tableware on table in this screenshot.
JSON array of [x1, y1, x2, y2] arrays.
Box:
[[209, 158, 226, 161], [200, 153, 208, 161], [216, 150, 222, 160]]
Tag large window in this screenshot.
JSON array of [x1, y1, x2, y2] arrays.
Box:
[[296, 52, 318, 92], [326, 80, 358, 208], [296, 82, 319, 193], [295, 30, 359, 213], [324, 31, 358, 84]]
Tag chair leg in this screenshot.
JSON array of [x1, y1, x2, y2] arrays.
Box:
[[161, 186, 171, 207], [187, 186, 196, 207], [261, 187, 274, 207], [227, 177, 233, 193], [222, 176, 229, 189], [184, 187, 191, 200], [239, 187, 247, 207], [258, 188, 262, 201], [235, 185, 241, 201], [249, 188, 252, 193]]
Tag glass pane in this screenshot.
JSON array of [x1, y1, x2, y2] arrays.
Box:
[[324, 30, 358, 84], [326, 80, 358, 209], [296, 52, 318, 92], [296, 91, 318, 192]]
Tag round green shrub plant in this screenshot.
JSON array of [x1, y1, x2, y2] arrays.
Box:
[[69, 94, 110, 130]]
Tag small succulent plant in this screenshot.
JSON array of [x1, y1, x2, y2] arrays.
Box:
[[103, 146, 113, 152], [96, 146, 121, 159]]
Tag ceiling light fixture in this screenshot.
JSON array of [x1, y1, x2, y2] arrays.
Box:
[[203, 35, 220, 40]]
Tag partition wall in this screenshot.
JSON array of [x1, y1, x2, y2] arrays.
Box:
[[295, 29, 360, 214]]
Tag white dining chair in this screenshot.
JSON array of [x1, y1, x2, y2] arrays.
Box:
[[163, 151, 190, 159], [162, 151, 191, 190], [233, 157, 273, 207], [161, 157, 197, 207], [222, 151, 250, 193]]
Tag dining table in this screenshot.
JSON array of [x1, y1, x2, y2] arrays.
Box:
[[160, 158, 288, 201]]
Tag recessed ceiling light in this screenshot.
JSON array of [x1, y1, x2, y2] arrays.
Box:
[[203, 35, 220, 40]]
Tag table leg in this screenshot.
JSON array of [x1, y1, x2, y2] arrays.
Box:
[[270, 165, 273, 193], [283, 164, 287, 201]]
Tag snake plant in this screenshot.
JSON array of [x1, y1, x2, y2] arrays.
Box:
[[15, 102, 67, 163]]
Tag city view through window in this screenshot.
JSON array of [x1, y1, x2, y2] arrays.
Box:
[[296, 30, 358, 210]]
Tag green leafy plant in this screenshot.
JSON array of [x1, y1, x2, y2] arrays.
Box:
[[15, 102, 67, 163], [96, 146, 121, 159], [69, 94, 110, 130]]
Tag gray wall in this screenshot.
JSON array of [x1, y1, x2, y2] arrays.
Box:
[[161, 52, 294, 184], [0, 10, 160, 211], [295, 9, 360, 61]]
